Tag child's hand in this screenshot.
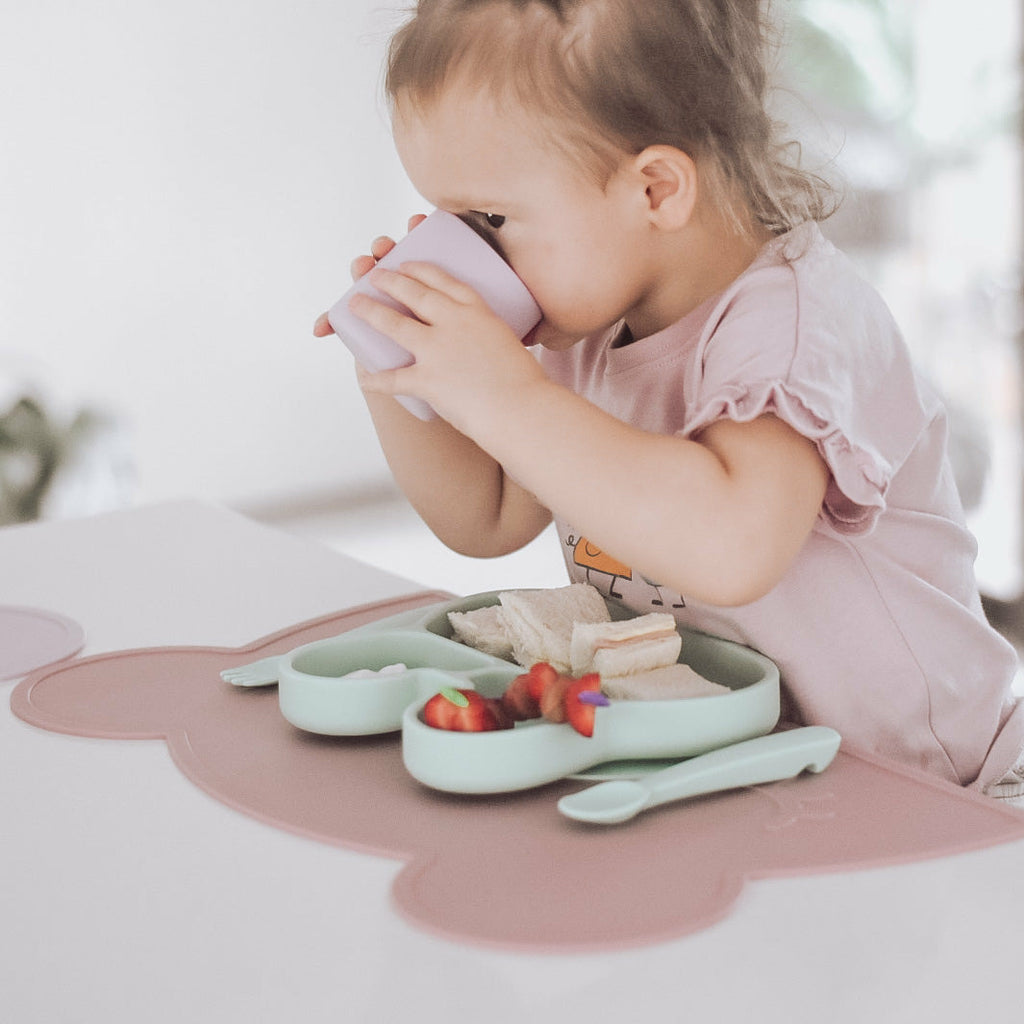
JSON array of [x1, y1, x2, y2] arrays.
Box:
[[347, 259, 547, 431], [311, 214, 428, 339]]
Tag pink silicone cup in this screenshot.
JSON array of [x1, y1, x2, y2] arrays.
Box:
[[327, 210, 542, 420]]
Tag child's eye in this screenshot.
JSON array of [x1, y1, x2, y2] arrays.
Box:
[[476, 212, 505, 230]]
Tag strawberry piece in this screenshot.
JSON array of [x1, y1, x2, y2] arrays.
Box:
[[525, 662, 559, 701], [501, 674, 539, 721], [539, 674, 574, 723], [422, 687, 513, 732], [501, 662, 560, 721], [499, 663, 605, 736], [564, 673, 603, 737]]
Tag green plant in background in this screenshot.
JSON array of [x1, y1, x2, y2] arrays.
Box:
[[0, 398, 61, 523], [0, 396, 110, 524]]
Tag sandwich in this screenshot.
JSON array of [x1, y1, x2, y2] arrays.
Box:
[[450, 587, 728, 703], [447, 583, 610, 672], [569, 612, 682, 678], [600, 663, 730, 700], [570, 612, 729, 700], [446, 604, 514, 661], [497, 583, 610, 673]]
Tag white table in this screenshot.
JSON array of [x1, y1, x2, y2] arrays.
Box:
[[2, 501, 1022, 1023]]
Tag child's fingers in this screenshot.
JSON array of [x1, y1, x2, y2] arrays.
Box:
[[349, 236, 397, 284], [350, 221, 422, 283], [348, 291, 424, 346], [359, 268, 461, 331], [391, 260, 479, 303], [350, 253, 377, 281], [370, 235, 397, 261]]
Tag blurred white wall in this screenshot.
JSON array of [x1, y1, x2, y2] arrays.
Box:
[[0, 1, 421, 511]]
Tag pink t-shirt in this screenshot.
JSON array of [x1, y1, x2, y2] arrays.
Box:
[[537, 222, 1023, 789]]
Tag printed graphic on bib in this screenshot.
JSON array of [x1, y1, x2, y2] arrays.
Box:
[[563, 530, 685, 610]]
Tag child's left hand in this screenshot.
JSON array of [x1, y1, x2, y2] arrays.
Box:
[[346, 260, 548, 432]]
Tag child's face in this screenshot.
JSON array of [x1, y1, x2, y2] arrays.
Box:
[[392, 85, 663, 349]]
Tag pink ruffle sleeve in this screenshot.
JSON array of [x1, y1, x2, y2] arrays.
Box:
[[677, 239, 929, 537], [683, 378, 891, 534]]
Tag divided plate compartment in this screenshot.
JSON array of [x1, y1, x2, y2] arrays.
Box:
[[278, 629, 519, 736], [273, 591, 781, 794]]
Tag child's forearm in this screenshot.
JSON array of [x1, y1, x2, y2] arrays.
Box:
[[464, 379, 829, 606], [363, 391, 553, 558]]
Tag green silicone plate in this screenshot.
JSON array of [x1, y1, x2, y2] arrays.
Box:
[[271, 591, 781, 794]]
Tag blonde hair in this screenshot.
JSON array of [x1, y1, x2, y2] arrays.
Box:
[[385, 0, 836, 235]]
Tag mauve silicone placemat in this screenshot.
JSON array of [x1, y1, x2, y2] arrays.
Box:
[[11, 591, 1024, 952], [0, 605, 85, 682]]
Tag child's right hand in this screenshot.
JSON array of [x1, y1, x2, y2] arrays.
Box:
[[311, 214, 428, 338]]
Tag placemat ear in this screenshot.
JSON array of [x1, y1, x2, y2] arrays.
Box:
[[11, 647, 226, 739], [0, 605, 85, 682], [10, 592, 452, 740]]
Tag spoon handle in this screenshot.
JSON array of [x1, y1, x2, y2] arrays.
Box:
[[642, 726, 841, 809]]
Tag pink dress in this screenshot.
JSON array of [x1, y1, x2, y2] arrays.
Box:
[[536, 222, 1023, 789]]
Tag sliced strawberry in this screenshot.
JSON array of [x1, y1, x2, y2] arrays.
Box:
[[483, 697, 514, 731], [539, 674, 574, 723], [564, 673, 603, 737], [422, 687, 513, 732], [501, 674, 540, 721], [495, 664, 606, 736], [501, 662, 560, 721], [524, 662, 559, 701]]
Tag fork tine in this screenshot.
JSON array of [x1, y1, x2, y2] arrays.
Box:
[[220, 656, 281, 687]]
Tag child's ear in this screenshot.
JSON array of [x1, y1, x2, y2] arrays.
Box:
[[633, 146, 698, 229]]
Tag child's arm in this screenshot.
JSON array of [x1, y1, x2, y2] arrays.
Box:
[[477, 392, 828, 606], [357, 388, 554, 557], [350, 261, 829, 607], [313, 225, 552, 558]]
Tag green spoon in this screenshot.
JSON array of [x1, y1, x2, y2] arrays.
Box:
[[557, 726, 841, 825]]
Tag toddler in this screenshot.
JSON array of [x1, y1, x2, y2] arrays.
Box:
[[314, 0, 1024, 799]]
